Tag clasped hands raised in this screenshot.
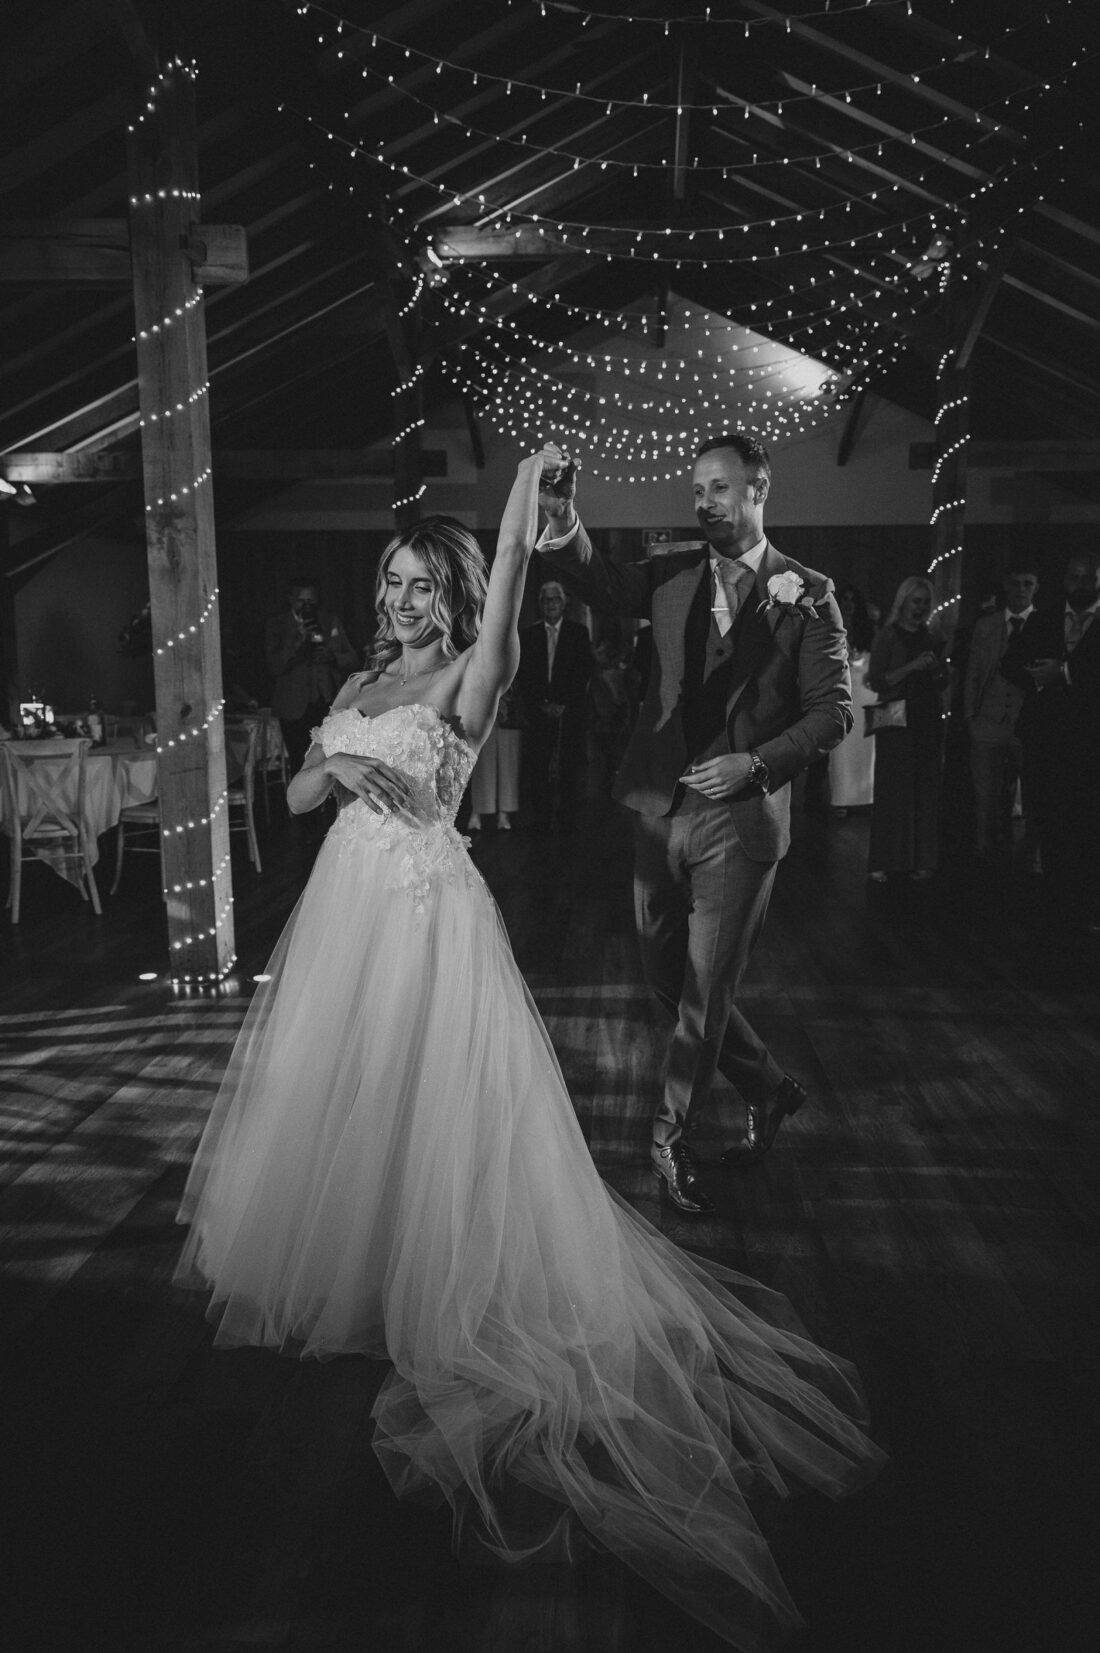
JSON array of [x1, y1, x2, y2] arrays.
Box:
[[534, 441, 578, 530]]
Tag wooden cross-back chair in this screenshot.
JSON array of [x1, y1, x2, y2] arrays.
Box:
[[0, 739, 102, 923], [226, 717, 263, 873], [113, 717, 264, 893]]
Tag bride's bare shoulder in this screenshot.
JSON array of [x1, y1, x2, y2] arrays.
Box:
[[332, 670, 380, 711]]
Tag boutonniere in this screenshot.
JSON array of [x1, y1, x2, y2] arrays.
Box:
[[758, 570, 817, 619]]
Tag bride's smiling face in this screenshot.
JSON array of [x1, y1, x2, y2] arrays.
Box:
[[385, 547, 443, 647]]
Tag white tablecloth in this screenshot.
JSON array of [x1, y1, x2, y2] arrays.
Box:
[[0, 739, 158, 877], [828, 652, 876, 808]]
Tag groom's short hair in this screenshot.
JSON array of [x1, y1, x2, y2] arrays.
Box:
[[695, 432, 771, 480]]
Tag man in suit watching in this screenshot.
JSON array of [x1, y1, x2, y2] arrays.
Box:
[[1006, 550, 1100, 933], [517, 579, 592, 828], [963, 565, 1040, 861], [537, 434, 851, 1213]]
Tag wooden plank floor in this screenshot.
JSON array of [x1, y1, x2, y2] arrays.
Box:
[[1, 797, 1098, 1653]]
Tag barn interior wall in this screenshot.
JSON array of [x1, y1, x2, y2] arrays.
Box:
[[12, 386, 1095, 713]]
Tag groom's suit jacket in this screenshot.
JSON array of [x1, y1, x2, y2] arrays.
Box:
[[541, 528, 851, 861]]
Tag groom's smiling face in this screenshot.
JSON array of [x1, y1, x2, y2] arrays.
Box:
[[692, 449, 769, 553]]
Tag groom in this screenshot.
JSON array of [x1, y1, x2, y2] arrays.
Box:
[[538, 433, 851, 1213]]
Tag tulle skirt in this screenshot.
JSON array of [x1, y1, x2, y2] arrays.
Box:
[[175, 822, 885, 1649]]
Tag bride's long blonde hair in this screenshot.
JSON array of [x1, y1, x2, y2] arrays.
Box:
[[366, 515, 489, 672]]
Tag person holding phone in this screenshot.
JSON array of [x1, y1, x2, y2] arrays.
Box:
[[264, 578, 358, 774]]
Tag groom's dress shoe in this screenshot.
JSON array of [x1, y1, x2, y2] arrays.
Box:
[[651, 1143, 715, 1215], [721, 1076, 807, 1165]]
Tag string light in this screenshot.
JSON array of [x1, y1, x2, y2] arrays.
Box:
[[392, 481, 428, 510], [129, 52, 235, 985], [533, 0, 915, 30], [127, 57, 198, 133], [436, 299, 909, 486], [328, 47, 1048, 180], [278, 96, 1078, 270], [301, 3, 1066, 124]]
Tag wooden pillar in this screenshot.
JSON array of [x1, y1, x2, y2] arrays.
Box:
[[929, 360, 970, 634], [385, 304, 424, 529], [0, 510, 18, 726], [357, 186, 425, 528], [128, 59, 234, 984]]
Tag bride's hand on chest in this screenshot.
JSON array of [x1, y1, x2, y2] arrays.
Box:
[[323, 750, 414, 815]]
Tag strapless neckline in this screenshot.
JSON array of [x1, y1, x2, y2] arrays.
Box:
[[343, 701, 476, 761]]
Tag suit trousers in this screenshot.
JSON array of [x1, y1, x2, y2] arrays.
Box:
[[968, 723, 1022, 852], [634, 804, 783, 1148]]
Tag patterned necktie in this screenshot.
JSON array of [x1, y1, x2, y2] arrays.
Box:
[[1065, 608, 1094, 654], [546, 622, 558, 677], [712, 559, 751, 637]]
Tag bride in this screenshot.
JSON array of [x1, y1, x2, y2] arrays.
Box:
[[175, 447, 884, 1650]]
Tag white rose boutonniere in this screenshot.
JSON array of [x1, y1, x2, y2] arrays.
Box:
[[758, 570, 817, 620]]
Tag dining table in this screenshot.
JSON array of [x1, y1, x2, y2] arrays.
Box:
[[3, 711, 289, 893], [0, 735, 159, 886]]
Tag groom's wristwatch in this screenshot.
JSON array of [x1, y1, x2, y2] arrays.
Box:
[[748, 750, 771, 794]]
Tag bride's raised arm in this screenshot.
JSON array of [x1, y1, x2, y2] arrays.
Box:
[[456, 446, 562, 748]]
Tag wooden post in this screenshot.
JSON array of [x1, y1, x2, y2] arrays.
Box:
[[0, 510, 18, 726], [381, 282, 423, 530], [128, 58, 234, 984], [929, 360, 970, 633]]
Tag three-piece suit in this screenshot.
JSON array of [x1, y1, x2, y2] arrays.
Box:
[[542, 525, 851, 1148]]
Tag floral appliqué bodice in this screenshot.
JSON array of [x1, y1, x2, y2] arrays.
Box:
[[317, 703, 480, 913]]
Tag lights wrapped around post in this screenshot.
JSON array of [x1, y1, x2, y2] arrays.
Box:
[[128, 57, 237, 988]]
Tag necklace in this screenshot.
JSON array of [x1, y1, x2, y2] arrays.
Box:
[[397, 659, 444, 687]]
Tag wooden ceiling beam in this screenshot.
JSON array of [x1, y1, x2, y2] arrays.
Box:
[[1000, 273, 1100, 333], [424, 254, 607, 356], [0, 0, 115, 100], [0, 220, 248, 285], [0, 241, 361, 449], [909, 439, 1100, 471], [0, 93, 130, 194], [1034, 203, 1100, 250], [955, 237, 1016, 372], [1, 249, 377, 454], [0, 449, 449, 485], [672, 45, 695, 204], [739, 0, 1024, 144], [768, 74, 987, 191], [979, 332, 1100, 405], [105, 0, 157, 71]]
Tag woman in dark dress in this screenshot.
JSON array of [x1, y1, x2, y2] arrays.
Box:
[[866, 576, 952, 881]]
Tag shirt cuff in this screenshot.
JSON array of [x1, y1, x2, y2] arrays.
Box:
[[537, 518, 581, 552]]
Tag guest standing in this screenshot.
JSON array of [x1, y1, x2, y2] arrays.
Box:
[[866, 576, 951, 882], [963, 565, 1040, 861], [516, 579, 592, 828], [1011, 550, 1100, 931], [827, 583, 877, 813], [265, 579, 358, 774], [466, 688, 522, 832]]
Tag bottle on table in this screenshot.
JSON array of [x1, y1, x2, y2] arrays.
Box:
[[86, 693, 105, 747]]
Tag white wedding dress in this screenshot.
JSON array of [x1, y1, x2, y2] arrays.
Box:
[[176, 702, 884, 1649]]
